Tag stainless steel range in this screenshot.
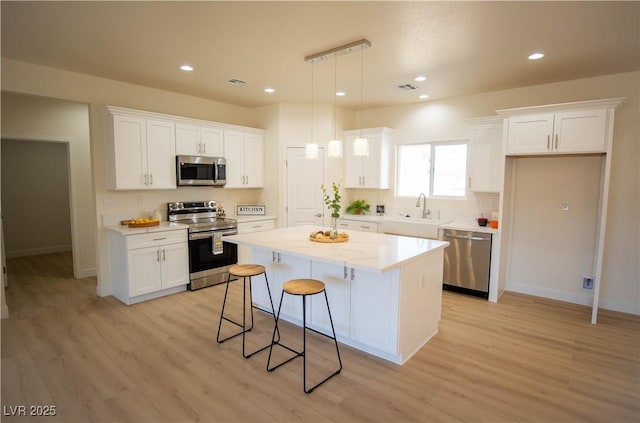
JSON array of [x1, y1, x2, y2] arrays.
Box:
[[168, 201, 238, 290]]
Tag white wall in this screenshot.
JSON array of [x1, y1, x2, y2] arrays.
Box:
[[1, 139, 72, 257], [357, 71, 639, 315], [0, 93, 94, 277]]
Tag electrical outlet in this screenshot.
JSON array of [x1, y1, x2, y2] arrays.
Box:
[[582, 277, 594, 290], [561, 200, 569, 211]]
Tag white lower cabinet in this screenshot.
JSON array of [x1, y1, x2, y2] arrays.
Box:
[[310, 262, 351, 337], [237, 218, 276, 263], [251, 249, 311, 321], [109, 229, 189, 304], [336, 218, 380, 233], [349, 268, 398, 353]]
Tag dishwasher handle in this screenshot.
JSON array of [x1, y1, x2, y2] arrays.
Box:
[[445, 233, 490, 242]]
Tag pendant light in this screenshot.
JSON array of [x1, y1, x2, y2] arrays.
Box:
[[353, 44, 369, 157], [327, 55, 342, 158], [305, 61, 319, 159]]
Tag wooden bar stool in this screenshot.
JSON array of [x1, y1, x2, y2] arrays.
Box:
[[266, 279, 342, 394], [216, 264, 279, 359]]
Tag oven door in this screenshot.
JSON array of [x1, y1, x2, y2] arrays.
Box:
[[188, 229, 238, 290]]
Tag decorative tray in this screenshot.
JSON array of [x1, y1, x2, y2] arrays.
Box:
[[309, 231, 349, 243], [122, 220, 160, 228]]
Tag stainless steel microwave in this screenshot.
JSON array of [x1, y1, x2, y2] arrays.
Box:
[[176, 156, 226, 186]]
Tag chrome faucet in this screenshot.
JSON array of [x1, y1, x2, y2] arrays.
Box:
[[416, 193, 431, 219]]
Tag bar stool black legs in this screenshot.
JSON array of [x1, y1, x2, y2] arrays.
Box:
[[216, 264, 280, 359], [267, 279, 342, 394]]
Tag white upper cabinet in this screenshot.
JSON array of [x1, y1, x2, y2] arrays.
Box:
[[344, 127, 392, 189], [467, 117, 503, 193], [505, 108, 608, 155], [104, 109, 176, 190], [175, 123, 224, 157], [223, 129, 264, 188]]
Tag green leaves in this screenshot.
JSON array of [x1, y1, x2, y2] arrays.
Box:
[[321, 182, 341, 218]]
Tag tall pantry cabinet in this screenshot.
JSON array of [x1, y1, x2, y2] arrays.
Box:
[[496, 98, 623, 324]]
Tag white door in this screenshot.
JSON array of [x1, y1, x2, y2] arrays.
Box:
[[285, 147, 324, 227]]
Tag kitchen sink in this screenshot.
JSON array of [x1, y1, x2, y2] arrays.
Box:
[[381, 217, 450, 239]]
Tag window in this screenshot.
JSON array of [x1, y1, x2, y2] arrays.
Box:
[[396, 141, 468, 198]]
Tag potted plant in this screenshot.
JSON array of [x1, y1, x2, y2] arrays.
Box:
[[321, 182, 341, 237], [346, 199, 370, 215]]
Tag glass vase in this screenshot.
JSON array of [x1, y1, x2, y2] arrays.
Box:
[[331, 216, 339, 239]]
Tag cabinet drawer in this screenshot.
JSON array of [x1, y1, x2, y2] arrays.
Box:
[[337, 219, 379, 233], [126, 230, 187, 250], [238, 220, 275, 234]]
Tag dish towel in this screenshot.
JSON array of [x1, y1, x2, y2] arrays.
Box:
[[213, 232, 223, 255]]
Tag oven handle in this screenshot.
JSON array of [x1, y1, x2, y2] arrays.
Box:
[[189, 229, 238, 240]]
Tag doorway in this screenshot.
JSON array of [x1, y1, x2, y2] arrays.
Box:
[[285, 147, 325, 227], [1, 139, 73, 274]]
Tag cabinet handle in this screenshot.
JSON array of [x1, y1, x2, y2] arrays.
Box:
[[153, 237, 167, 241], [277, 253, 281, 263], [360, 225, 370, 229], [547, 135, 551, 151], [162, 249, 166, 261], [350, 268, 355, 281], [252, 225, 262, 229], [156, 249, 160, 262], [149, 174, 153, 185], [203, 143, 206, 154], [554, 134, 559, 150], [362, 176, 365, 186], [272, 251, 276, 263], [144, 174, 148, 185]]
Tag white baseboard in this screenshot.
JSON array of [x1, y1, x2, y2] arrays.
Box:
[[6, 244, 72, 258], [76, 267, 97, 279], [506, 282, 639, 316]]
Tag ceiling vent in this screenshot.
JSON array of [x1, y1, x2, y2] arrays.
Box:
[[397, 83, 418, 91], [227, 78, 246, 85]]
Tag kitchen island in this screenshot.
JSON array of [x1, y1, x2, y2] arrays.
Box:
[[224, 225, 449, 364]]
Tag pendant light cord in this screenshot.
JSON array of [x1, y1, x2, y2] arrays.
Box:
[[333, 56, 337, 139]]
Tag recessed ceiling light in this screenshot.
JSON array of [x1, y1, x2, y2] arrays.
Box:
[[419, 94, 430, 100], [264, 87, 275, 93], [414, 75, 427, 82], [336, 91, 346, 97], [180, 64, 194, 71], [528, 52, 544, 60]]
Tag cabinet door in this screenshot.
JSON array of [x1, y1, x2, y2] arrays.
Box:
[[243, 133, 264, 188], [554, 109, 607, 153], [128, 247, 162, 296], [468, 123, 503, 192], [506, 113, 554, 155], [276, 253, 311, 320], [201, 126, 224, 157], [223, 130, 245, 188], [310, 262, 350, 337], [343, 135, 363, 188], [112, 114, 147, 189], [161, 242, 189, 289], [250, 249, 280, 312], [146, 119, 176, 189], [175, 123, 201, 156], [361, 134, 390, 189], [350, 269, 397, 353]]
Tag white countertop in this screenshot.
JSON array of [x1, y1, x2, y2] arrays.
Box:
[[106, 222, 188, 236], [225, 225, 448, 273], [439, 221, 499, 234]]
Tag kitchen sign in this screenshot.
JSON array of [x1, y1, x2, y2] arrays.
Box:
[[237, 205, 266, 216]]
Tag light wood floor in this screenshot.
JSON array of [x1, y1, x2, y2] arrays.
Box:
[[2, 252, 639, 423]]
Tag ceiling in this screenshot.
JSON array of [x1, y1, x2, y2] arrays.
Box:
[[2, 1, 639, 110]]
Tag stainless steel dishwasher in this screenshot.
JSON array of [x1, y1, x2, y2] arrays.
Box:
[[442, 229, 492, 298]]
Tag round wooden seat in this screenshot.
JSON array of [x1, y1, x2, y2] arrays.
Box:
[[283, 279, 325, 296], [229, 264, 266, 277]]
